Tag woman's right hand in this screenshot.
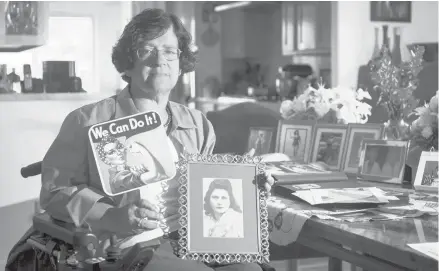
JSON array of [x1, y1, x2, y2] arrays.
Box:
[[102, 199, 162, 234]]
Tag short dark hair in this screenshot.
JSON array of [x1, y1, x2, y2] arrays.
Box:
[[112, 8, 198, 82], [204, 179, 242, 216]]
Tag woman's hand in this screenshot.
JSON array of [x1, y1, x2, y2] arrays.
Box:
[[102, 199, 162, 234], [263, 171, 276, 195], [245, 149, 285, 195]]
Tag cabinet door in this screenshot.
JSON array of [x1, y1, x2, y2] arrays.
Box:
[[221, 9, 246, 58], [297, 3, 317, 51], [0, 1, 49, 49], [282, 2, 296, 55], [316, 1, 331, 50]]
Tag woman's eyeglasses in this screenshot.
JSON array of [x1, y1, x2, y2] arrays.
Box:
[[136, 46, 181, 61]]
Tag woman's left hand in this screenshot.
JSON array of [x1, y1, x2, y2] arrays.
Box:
[[244, 149, 289, 195], [263, 171, 275, 195]]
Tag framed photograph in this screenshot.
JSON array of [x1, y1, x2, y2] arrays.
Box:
[[247, 127, 274, 156], [275, 120, 316, 162], [342, 124, 384, 174], [176, 153, 270, 264], [370, 1, 411, 22], [358, 139, 409, 183], [414, 152, 439, 192], [310, 124, 348, 171]]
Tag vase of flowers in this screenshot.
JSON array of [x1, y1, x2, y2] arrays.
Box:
[[279, 83, 372, 124], [405, 91, 439, 180], [383, 119, 410, 141], [408, 91, 439, 151], [369, 45, 425, 140]]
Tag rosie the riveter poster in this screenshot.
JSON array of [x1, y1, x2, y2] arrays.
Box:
[[88, 111, 176, 196]]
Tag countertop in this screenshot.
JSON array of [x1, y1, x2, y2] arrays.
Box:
[[0, 93, 112, 102]]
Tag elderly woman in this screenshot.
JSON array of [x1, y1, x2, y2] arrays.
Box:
[[7, 8, 274, 271]]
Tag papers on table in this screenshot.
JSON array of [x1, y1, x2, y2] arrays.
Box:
[[407, 242, 439, 261], [291, 187, 390, 205]]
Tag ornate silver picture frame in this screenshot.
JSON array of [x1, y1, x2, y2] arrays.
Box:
[[176, 153, 270, 264]]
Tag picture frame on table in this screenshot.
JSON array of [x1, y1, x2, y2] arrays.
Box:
[[342, 124, 384, 174], [275, 120, 316, 162], [176, 153, 270, 264], [310, 124, 348, 171], [358, 139, 409, 184], [247, 127, 275, 156], [413, 151, 439, 192]]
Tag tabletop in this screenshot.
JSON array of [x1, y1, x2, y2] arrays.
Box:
[[267, 183, 438, 271]]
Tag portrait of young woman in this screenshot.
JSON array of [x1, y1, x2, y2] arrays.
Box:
[[202, 178, 244, 239]]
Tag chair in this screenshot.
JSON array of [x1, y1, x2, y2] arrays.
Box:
[[206, 102, 282, 155], [13, 162, 276, 271], [10, 162, 159, 271]]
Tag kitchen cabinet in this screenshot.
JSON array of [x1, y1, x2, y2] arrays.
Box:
[[221, 9, 246, 59], [282, 1, 331, 56], [0, 1, 49, 52], [221, 8, 272, 59]]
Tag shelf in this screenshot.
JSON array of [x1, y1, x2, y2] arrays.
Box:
[[0, 93, 112, 102]]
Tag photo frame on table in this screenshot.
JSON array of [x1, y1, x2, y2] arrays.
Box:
[[275, 120, 316, 163], [413, 152, 439, 193], [310, 124, 348, 171], [342, 123, 384, 174], [176, 153, 270, 264], [247, 127, 275, 156], [358, 139, 409, 184]]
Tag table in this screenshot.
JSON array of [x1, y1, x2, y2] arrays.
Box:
[[267, 186, 438, 271]]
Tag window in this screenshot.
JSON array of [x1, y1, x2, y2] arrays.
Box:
[[34, 16, 95, 92], [0, 16, 95, 93]]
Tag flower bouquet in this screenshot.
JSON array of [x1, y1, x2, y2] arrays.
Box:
[[369, 45, 425, 139], [408, 91, 439, 152], [279, 83, 372, 124]]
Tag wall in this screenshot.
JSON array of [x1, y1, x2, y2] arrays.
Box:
[[334, 1, 438, 88]]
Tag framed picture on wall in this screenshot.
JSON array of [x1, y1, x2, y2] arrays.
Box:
[[342, 124, 384, 174], [370, 1, 411, 22], [176, 153, 270, 264], [310, 124, 348, 171], [275, 120, 316, 163]]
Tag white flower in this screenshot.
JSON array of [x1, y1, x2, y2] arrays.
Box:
[[422, 126, 433, 139], [280, 100, 295, 119], [356, 88, 372, 101], [291, 98, 307, 112], [314, 102, 330, 117], [280, 85, 371, 124], [429, 91, 438, 113]]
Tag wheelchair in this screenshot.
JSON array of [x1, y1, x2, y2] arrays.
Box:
[[15, 161, 276, 271]]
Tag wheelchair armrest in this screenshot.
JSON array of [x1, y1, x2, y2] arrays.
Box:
[[33, 212, 99, 256]]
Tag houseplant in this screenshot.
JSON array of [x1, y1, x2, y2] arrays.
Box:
[[369, 45, 425, 139]]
